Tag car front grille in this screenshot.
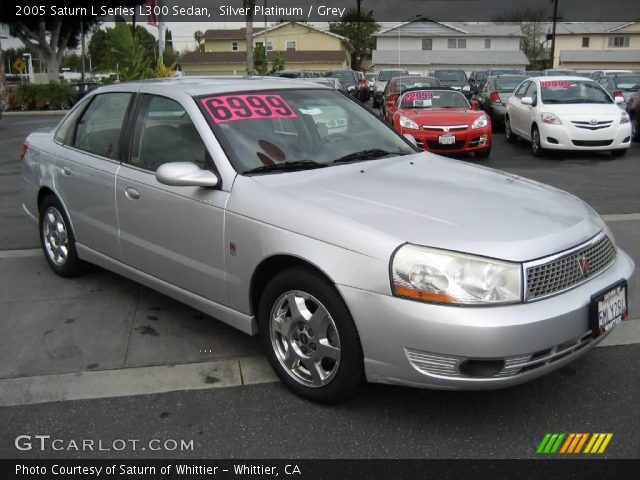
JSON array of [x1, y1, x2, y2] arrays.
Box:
[[571, 120, 613, 131], [423, 125, 468, 132], [525, 233, 616, 301], [572, 139, 613, 147]]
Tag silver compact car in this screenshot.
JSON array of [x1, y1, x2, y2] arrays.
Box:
[[21, 78, 634, 403]]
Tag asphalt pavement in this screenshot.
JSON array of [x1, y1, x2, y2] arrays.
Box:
[[0, 111, 639, 460]]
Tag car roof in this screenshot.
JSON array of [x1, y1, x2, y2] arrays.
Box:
[[529, 76, 593, 81], [94, 76, 329, 96]]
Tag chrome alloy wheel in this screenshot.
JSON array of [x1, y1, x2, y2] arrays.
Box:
[[42, 207, 69, 266], [269, 290, 341, 388]]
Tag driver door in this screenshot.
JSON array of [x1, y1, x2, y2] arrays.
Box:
[[509, 81, 531, 136], [116, 94, 228, 305]]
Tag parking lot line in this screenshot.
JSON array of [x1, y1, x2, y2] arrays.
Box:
[[0, 356, 278, 407]]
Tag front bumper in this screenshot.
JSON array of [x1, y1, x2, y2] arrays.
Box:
[[539, 122, 632, 151], [337, 248, 634, 389], [408, 128, 492, 154]]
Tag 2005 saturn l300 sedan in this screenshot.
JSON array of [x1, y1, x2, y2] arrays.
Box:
[[21, 78, 634, 402]]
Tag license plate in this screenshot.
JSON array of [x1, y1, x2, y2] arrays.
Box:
[[589, 281, 628, 338], [439, 135, 456, 145]]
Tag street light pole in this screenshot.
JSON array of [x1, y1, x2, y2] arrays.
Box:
[[80, 20, 86, 82], [549, 0, 559, 69]]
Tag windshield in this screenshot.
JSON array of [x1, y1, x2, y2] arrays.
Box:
[[489, 69, 522, 76], [545, 70, 577, 76], [399, 90, 469, 109], [396, 78, 439, 92], [378, 70, 407, 81], [199, 89, 415, 174], [325, 71, 355, 85], [494, 76, 528, 91], [540, 80, 613, 104], [366, 73, 377, 80], [434, 70, 467, 82], [614, 75, 640, 90]]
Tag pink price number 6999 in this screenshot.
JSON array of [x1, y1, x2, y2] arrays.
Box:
[[200, 94, 297, 123]]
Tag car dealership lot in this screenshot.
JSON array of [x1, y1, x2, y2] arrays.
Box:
[[0, 113, 639, 458]]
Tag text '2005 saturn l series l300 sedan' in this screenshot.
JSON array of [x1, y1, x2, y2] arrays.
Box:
[[21, 77, 634, 403]]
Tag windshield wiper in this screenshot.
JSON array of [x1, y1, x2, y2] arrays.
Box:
[[244, 160, 327, 175], [331, 149, 409, 164]]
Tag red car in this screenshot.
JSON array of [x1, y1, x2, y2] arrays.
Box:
[[391, 89, 492, 158], [382, 76, 441, 123]]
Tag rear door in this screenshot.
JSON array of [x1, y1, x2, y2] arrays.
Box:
[[115, 93, 228, 305], [54, 91, 134, 259], [509, 81, 531, 136]]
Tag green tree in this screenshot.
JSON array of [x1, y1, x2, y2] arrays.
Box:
[[492, 8, 549, 70], [110, 18, 152, 80], [254, 44, 268, 75], [329, 8, 380, 70], [61, 53, 83, 72], [88, 28, 111, 72], [271, 52, 285, 74], [1, 1, 145, 83], [193, 30, 205, 52]]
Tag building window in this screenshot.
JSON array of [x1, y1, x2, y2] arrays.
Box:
[[266, 41, 273, 51], [255, 41, 263, 48], [484, 38, 491, 49], [582, 37, 589, 47], [231, 41, 238, 51], [448, 39, 456, 49], [609, 36, 629, 47], [457, 39, 466, 49], [286, 40, 296, 51], [422, 38, 432, 50]]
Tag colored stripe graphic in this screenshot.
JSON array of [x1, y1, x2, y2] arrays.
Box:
[[538, 433, 613, 454]]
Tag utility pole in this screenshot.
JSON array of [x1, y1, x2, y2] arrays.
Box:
[[356, 0, 362, 70], [80, 20, 86, 82], [158, 0, 165, 67], [549, 0, 559, 69]]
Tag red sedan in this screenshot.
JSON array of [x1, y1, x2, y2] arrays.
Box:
[[391, 89, 492, 158]]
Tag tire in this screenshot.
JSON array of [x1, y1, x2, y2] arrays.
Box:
[[531, 125, 545, 157], [258, 266, 364, 403], [372, 97, 379, 108], [611, 149, 627, 157], [475, 145, 491, 159], [504, 116, 516, 143], [631, 114, 639, 142], [39, 195, 89, 277]]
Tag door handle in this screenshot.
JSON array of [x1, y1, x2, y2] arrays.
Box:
[[61, 167, 71, 176], [124, 187, 140, 200]]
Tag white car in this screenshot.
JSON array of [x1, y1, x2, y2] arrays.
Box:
[[505, 77, 632, 157]]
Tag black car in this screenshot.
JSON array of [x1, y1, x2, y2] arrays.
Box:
[[468, 70, 487, 94], [428, 70, 470, 96], [325, 70, 363, 100], [472, 75, 528, 126], [595, 73, 640, 109]]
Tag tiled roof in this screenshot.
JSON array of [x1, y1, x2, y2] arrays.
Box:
[[372, 50, 530, 66], [180, 51, 347, 65], [560, 49, 640, 62]]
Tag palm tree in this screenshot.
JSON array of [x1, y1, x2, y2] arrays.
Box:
[[244, 0, 255, 75]]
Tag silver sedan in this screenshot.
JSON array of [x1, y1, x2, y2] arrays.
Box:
[[21, 78, 634, 402]]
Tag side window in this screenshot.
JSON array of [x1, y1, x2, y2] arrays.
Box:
[[73, 93, 132, 159], [130, 95, 207, 172], [525, 82, 538, 104], [514, 81, 530, 98], [54, 96, 91, 144]]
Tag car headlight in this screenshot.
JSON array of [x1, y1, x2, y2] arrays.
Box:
[[347, 85, 356, 92], [471, 115, 488, 129], [540, 112, 562, 125], [400, 116, 419, 130], [620, 111, 630, 124], [391, 244, 522, 305]]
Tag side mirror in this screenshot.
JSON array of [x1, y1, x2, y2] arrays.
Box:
[[403, 134, 418, 147], [614, 96, 624, 104], [156, 162, 219, 188], [470, 100, 480, 109], [521, 96, 533, 105]]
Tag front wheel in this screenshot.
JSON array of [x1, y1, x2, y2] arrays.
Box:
[[39, 196, 89, 277], [631, 115, 639, 141], [474, 146, 491, 159], [531, 126, 545, 157], [258, 267, 364, 403], [505, 116, 516, 143]]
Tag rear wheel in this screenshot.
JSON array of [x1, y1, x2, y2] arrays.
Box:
[[258, 267, 364, 403], [504, 116, 516, 143], [39, 196, 89, 277], [531, 125, 545, 157], [631, 114, 639, 141]]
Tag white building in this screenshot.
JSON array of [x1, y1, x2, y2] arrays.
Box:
[[372, 19, 529, 74]]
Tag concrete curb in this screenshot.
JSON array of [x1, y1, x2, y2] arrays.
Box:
[[0, 356, 278, 407], [3, 110, 68, 116]]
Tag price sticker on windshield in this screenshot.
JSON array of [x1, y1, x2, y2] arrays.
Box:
[[404, 91, 433, 102], [541, 80, 572, 88], [200, 94, 297, 123]]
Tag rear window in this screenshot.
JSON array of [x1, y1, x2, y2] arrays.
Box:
[[434, 70, 467, 82], [614, 75, 640, 90], [378, 70, 407, 81], [494, 76, 528, 91]]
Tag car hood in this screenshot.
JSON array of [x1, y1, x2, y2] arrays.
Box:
[[401, 107, 485, 124], [540, 103, 622, 117], [238, 153, 603, 262]]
